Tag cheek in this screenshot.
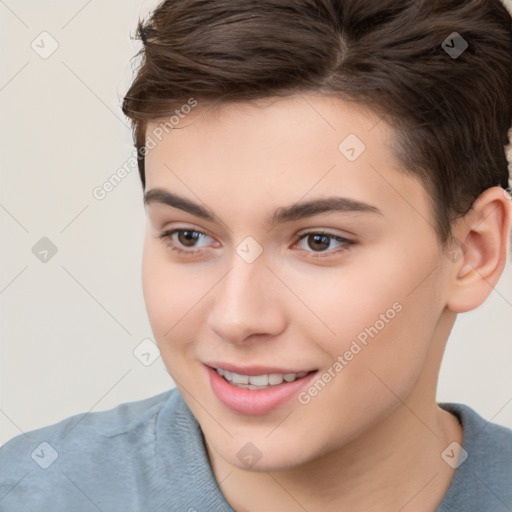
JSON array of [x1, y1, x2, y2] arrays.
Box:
[[141, 238, 226, 373], [288, 248, 441, 387], [275, 258, 406, 354], [141, 240, 196, 347]]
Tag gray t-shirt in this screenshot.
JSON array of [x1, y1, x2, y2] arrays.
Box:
[[1, 388, 511, 511]]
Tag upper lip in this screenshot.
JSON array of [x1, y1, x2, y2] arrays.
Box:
[[204, 361, 317, 376]]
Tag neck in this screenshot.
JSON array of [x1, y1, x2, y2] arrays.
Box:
[[205, 312, 463, 512], [206, 390, 463, 512]]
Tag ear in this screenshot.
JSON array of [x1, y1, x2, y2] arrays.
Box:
[[446, 186, 512, 313]]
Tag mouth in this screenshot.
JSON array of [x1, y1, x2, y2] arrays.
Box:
[[214, 367, 313, 390], [204, 363, 319, 415]]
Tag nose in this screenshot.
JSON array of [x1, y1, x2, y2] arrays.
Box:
[[206, 255, 286, 345]]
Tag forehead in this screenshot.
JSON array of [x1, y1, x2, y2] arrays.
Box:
[[145, 94, 394, 180], [143, 94, 432, 232], [146, 94, 391, 154]]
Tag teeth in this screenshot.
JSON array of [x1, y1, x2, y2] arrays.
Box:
[[249, 374, 268, 386], [268, 373, 284, 385], [215, 368, 310, 388], [232, 373, 249, 384]]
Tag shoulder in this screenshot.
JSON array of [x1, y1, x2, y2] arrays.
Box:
[[442, 402, 512, 466], [0, 388, 181, 511], [437, 402, 512, 512], [1, 387, 177, 452]]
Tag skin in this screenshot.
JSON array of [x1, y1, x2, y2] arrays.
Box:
[[141, 93, 512, 512]]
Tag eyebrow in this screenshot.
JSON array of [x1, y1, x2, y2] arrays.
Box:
[[143, 188, 382, 226]]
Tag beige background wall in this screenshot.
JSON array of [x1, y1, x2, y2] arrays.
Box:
[[1, 0, 512, 446]]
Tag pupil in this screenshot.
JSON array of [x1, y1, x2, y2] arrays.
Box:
[[179, 230, 199, 247], [309, 234, 329, 251]]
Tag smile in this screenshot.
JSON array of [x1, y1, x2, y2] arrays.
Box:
[[205, 364, 318, 415], [216, 367, 309, 389]]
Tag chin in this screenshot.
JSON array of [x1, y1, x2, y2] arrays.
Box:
[[228, 449, 310, 473], [208, 430, 322, 473]]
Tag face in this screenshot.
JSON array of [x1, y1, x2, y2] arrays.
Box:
[[142, 93, 454, 471]]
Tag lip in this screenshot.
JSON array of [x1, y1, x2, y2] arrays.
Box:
[[205, 364, 318, 416], [203, 361, 316, 376]]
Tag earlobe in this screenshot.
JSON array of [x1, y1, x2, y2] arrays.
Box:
[[446, 187, 512, 313]]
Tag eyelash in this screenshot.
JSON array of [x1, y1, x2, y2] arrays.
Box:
[[157, 228, 354, 259]]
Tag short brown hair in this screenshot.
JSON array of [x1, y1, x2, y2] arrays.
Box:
[[122, 0, 512, 245]]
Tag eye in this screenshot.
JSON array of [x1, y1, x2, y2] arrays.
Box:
[[157, 228, 354, 258], [157, 228, 214, 255], [294, 231, 354, 258]]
